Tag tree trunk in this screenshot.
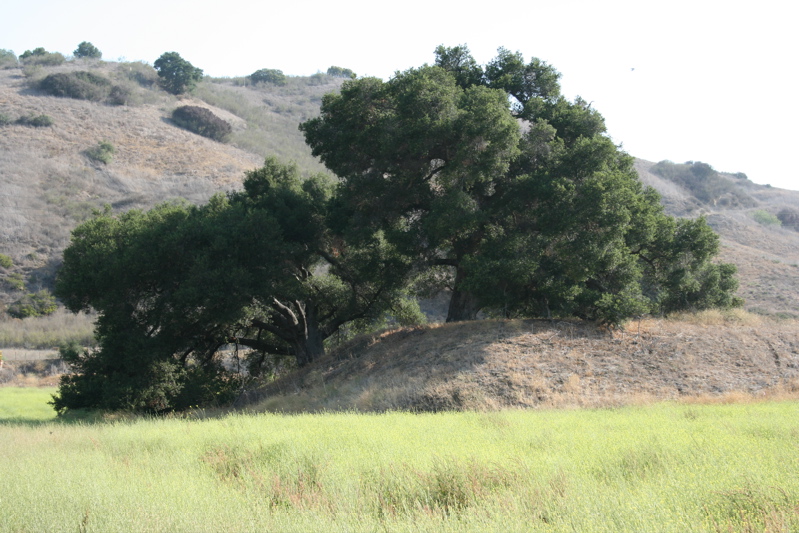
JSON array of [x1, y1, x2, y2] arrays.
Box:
[[293, 302, 326, 367], [446, 267, 481, 322]]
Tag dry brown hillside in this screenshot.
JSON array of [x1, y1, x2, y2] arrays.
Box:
[[0, 60, 341, 311], [244, 312, 799, 413], [635, 160, 799, 317]]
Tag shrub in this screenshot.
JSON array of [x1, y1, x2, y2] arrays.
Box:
[[85, 141, 115, 164], [4, 273, 25, 291], [0, 254, 12, 268], [777, 208, 799, 230], [16, 114, 53, 127], [249, 68, 286, 85], [0, 113, 11, 126], [154, 52, 203, 95], [171, 105, 232, 142], [751, 209, 781, 226], [38, 71, 112, 101], [327, 66, 356, 78], [19, 48, 65, 66], [0, 49, 18, 69], [7, 290, 58, 319], [73, 41, 102, 59]]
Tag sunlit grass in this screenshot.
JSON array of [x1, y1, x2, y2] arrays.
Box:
[[1, 389, 798, 532]]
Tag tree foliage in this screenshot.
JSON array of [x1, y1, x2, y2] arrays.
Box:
[[74, 41, 102, 59], [54, 158, 420, 412], [326, 66, 356, 79], [249, 68, 286, 85], [19, 47, 65, 66], [302, 45, 741, 324], [154, 52, 203, 95]]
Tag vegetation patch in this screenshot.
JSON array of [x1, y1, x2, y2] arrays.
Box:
[[751, 209, 782, 226], [38, 71, 129, 105], [85, 141, 115, 164], [19, 47, 65, 66], [14, 113, 53, 127], [171, 105, 232, 142], [2, 402, 799, 531], [7, 289, 57, 319], [650, 160, 756, 207]]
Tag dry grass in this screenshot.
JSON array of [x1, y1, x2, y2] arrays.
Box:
[[248, 315, 799, 413]]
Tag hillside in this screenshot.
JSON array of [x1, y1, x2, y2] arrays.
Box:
[[0, 60, 342, 312], [1, 58, 799, 321], [243, 313, 799, 412]]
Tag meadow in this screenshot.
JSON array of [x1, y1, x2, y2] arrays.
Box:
[[1, 388, 798, 532]]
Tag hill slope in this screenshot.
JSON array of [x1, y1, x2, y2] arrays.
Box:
[[244, 314, 799, 412], [0, 61, 341, 310]]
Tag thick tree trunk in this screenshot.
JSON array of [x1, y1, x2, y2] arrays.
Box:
[[446, 267, 481, 322], [293, 302, 326, 367]]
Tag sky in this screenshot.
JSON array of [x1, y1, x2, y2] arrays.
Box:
[[4, 0, 797, 190]]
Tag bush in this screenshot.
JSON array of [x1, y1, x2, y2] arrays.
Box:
[[38, 71, 112, 101], [85, 141, 115, 164], [73, 41, 102, 59], [171, 105, 232, 142], [0, 113, 11, 126], [15, 114, 53, 127], [7, 290, 58, 319], [0, 254, 12, 268], [777, 208, 799, 230], [327, 66, 356, 78], [19, 48, 65, 66], [4, 273, 25, 291], [249, 68, 286, 85], [752, 209, 781, 226], [0, 49, 18, 69]]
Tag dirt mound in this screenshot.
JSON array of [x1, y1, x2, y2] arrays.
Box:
[[246, 314, 799, 412]]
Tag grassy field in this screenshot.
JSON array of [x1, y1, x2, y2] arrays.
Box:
[[1, 388, 798, 532]]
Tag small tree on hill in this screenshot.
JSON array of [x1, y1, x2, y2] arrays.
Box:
[[74, 41, 102, 59], [154, 52, 203, 95], [249, 68, 286, 85]]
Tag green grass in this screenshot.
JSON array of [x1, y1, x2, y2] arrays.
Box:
[[0, 386, 58, 422], [1, 389, 798, 532]]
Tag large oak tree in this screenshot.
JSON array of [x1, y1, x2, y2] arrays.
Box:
[[301, 45, 740, 323]]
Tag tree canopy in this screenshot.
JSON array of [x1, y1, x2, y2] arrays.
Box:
[[154, 52, 203, 95], [74, 41, 102, 59], [301, 44, 741, 323], [249, 68, 286, 85], [54, 158, 420, 412]]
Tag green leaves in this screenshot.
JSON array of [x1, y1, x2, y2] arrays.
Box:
[[302, 45, 741, 325], [154, 52, 203, 95]]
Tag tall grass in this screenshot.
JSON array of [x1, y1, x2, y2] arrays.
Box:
[[0, 308, 94, 348], [2, 391, 798, 532]]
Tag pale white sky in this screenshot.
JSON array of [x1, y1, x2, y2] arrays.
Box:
[[4, 0, 796, 190]]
